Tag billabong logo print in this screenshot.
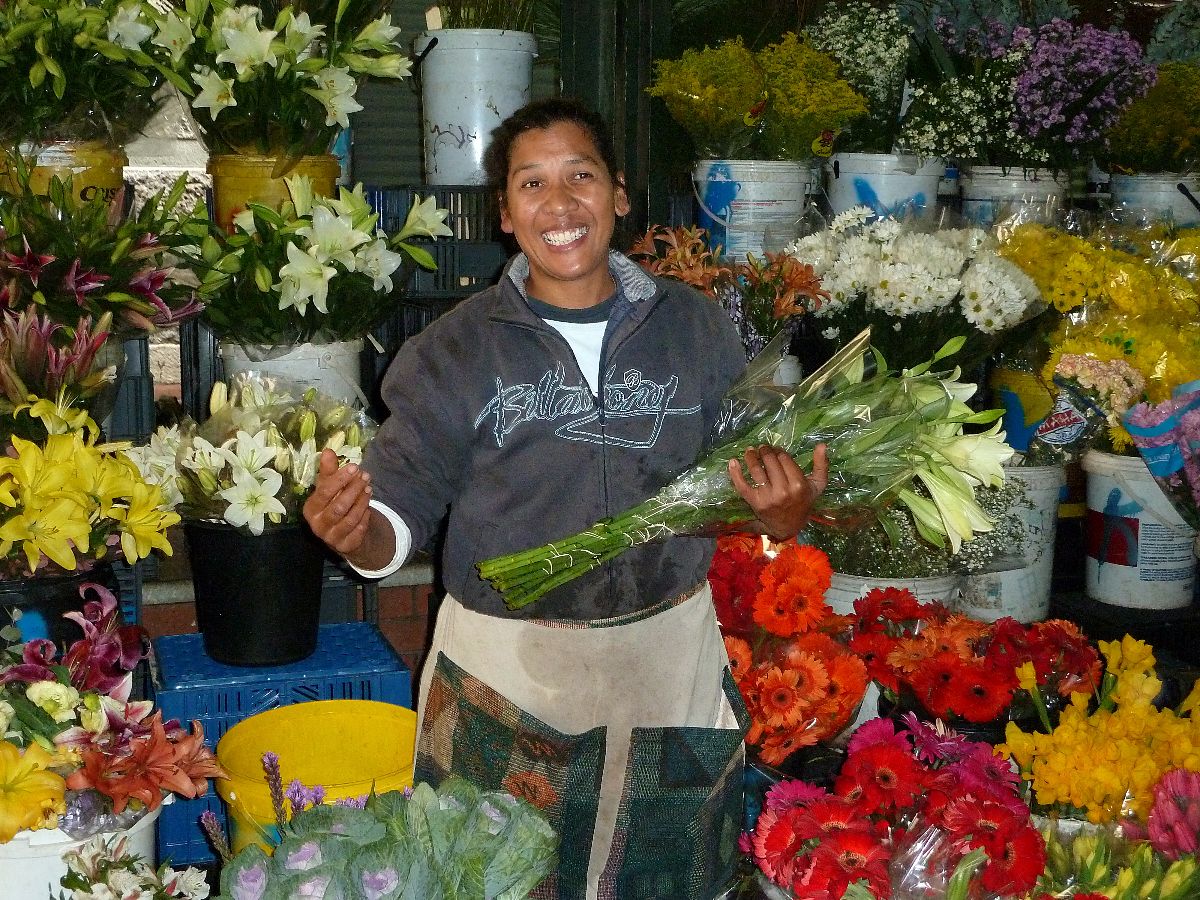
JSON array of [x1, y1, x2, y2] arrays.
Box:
[[475, 362, 701, 448]]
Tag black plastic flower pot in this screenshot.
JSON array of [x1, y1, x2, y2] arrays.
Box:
[[184, 520, 325, 666]]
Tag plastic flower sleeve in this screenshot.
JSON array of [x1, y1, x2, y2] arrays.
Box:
[[1124, 382, 1200, 531], [479, 329, 1014, 609]]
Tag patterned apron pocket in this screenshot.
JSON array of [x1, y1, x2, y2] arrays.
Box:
[[599, 670, 748, 900], [415, 652, 607, 900]]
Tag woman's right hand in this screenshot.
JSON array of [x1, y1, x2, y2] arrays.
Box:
[[303, 448, 375, 558]]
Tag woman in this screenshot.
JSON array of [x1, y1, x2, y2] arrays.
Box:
[[304, 97, 827, 899]]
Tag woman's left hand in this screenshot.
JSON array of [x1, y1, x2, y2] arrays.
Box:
[[728, 444, 828, 541]]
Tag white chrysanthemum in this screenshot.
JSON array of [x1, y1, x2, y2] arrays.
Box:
[[891, 232, 967, 280], [959, 254, 1041, 333], [784, 232, 837, 276], [830, 205, 873, 233]]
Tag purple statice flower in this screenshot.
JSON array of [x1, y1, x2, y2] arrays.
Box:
[[361, 868, 400, 900], [1011, 20, 1155, 157], [333, 794, 369, 809]]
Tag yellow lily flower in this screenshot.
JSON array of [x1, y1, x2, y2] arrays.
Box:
[[0, 496, 92, 572], [116, 481, 180, 562], [0, 739, 66, 842]]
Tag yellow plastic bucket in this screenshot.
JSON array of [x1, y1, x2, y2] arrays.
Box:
[[216, 699, 417, 854], [0, 141, 127, 204], [207, 153, 340, 231]]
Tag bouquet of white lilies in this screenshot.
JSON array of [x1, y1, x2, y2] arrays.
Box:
[[479, 330, 1015, 609], [786, 206, 1044, 374], [123, 373, 376, 534], [171, 174, 452, 346]]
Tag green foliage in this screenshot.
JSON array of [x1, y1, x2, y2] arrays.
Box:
[[1148, 0, 1200, 63], [219, 778, 559, 900], [435, 0, 536, 31]]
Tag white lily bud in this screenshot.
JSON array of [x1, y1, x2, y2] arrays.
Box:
[[209, 381, 228, 415]]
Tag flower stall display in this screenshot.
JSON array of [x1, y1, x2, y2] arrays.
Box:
[[167, 0, 411, 160], [206, 751, 557, 900], [844, 586, 1100, 733], [170, 175, 450, 403], [0, 581, 223, 896], [1104, 61, 1200, 176], [55, 831, 211, 900], [710, 536, 867, 766], [478, 333, 1016, 610], [1000, 635, 1200, 827], [0, 0, 180, 151], [629, 223, 828, 360], [124, 373, 376, 664], [745, 716, 1046, 899], [785, 206, 1045, 376], [806, 1, 911, 155]]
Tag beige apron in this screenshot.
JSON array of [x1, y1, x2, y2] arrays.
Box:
[[414, 583, 748, 900]]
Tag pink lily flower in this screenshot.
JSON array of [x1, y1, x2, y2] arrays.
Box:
[[3, 236, 56, 286], [62, 258, 110, 305]]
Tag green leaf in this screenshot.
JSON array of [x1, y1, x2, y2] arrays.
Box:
[[397, 241, 436, 271], [28, 60, 47, 88]]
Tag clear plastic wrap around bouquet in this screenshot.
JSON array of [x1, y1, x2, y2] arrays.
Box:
[[478, 329, 1014, 610], [1125, 381, 1200, 532]]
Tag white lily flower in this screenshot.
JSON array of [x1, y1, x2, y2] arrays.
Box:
[[276, 242, 336, 314], [292, 438, 320, 488], [916, 465, 994, 553], [304, 66, 362, 128], [397, 194, 453, 240], [152, 10, 195, 62], [210, 5, 261, 51], [217, 19, 279, 77], [356, 238, 405, 292], [298, 205, 370, 270], [180, 435, 225, 475], [327, 183, 375, 229], [926, 422, 1013, 488], [353, 14, 402, 46], [220, 429, 277, 476], [284, 175, 315, 218], [283, 11, 324, 60], [339, 51, 412, 79], [108, 3, 153, 49], [218, 468, 286, 535], [192, 67, 237, 118]]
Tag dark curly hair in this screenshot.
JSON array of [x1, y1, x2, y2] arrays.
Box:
[[482, 96, 622, 191]]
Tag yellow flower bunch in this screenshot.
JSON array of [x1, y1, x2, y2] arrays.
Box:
[[754, 33, 868, 161], [0, 739, 65, 843], [646, 39, 766, 158], [0, 405, 178, 579], [1001, 636, 1200, 825], [999, 222, 1200, 449]]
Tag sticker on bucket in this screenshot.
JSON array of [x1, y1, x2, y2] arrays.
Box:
[[692, 159, 813, 260], [1083, 450, 1197, 609]]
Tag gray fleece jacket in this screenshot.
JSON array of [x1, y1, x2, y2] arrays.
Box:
[[364, 251, 747, 620]]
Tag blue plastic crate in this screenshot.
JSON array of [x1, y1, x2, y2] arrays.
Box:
[[152, 622, 412, 865]]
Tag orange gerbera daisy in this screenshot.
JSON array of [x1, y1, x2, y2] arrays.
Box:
[[781, 648, 831, 706], [753, 544, 833, 638], [724, 635, 753, 683], [757, 724, 822, 765], [924, 615, 988, 658], [756, 665, 809, 730], [824, 652, 869, 714]]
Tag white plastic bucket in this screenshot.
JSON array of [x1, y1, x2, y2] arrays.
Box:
[[1082, 450, 1197, 609], [414, 29, 537, 185], [1109, 173, 1200, 226], [692, 159, 817, 260], [824, 572, 961, 616], [221, 339, 366, 406], [823, 152, 943, 218], [959, 165, 1068, 227], [0, 804, 161, 900], [959, 465, 1066, 623]]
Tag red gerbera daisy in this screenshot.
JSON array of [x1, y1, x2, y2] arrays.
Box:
[[835, 741, 926, 815], [946, 658, 1016, 723], [906, 649, 962, 718], [806, 829, 891, 899], [849, 630, 901, 692], [979, 822, 1046, 895], [751, 806, 806, 883]]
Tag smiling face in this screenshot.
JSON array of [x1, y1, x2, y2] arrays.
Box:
[[499, 121, 631, 309]]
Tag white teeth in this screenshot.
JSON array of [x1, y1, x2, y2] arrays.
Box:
[[543, 226, 587, 246]]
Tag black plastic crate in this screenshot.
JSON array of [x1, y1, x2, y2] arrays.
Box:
[[368, 185, 501, 241], [106, 336, 156, 443]]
